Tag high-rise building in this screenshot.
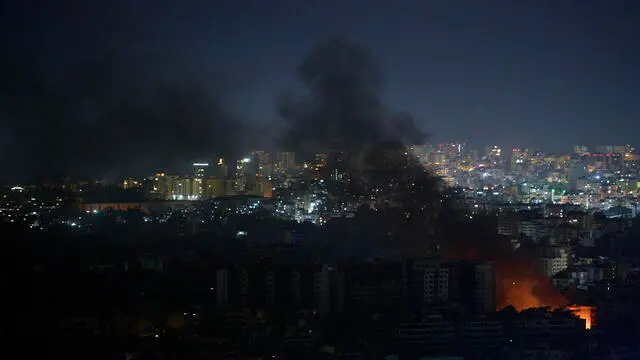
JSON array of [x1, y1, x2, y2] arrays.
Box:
[[469, 149, 479, 162], [215, 269, 229, 307], [429, 152, 448, 165], [235, 157, 252, 176], [568, 160, 587, 190], [539, 247, 569, 278], [233, 157, 253, 192], [406, 259, 496, 314], [323, 150, 347, 180], [509, 148, 528, 173], [170, 177, 199, 200], [342, 262, 405, 313], [485, 145, 502, 164], [202, 178, 225, 198], [194, 162, 208, 179], [276, 152, 296, 173], [314, 265, 333, 317], [251, 150, 272, 178], [574, 145, 589, 155], [246, 179, 273, 198], [148, 172, 170, 200], [193, 163, 209, 198], [436, 142, 464, 159], [595, 145, 633, 154], [214, 158, 228, 179], [424, 264, 450, 305], [474, 262, 496, 313]]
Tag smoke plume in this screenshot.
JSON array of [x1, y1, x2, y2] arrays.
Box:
[[278, 37, 427, 161], [0, 52, 244, 182], [278, 37, 441, 218]]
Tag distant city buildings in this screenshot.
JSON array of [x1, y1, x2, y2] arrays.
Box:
[[276, 152, 296, 174], [83, 140, 640, 224], [7, 139, 640, 358], [193, 162, 209, 198], [14, 140, 638, 219]]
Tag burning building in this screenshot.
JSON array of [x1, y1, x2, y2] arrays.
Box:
[[566, 305, 596, 330], [495, 255, 568, 311]]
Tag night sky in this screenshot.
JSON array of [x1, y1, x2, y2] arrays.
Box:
[[1, 0, 639, 181]]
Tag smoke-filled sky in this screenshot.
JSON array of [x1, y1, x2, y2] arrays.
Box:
[[279, 37, 428, 160], [1, 0, 639, 181]]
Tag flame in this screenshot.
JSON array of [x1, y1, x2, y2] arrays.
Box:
[[492, 252, 568, 311], [497, 273, 567, 311], [437, 220, 573, 317], [500, 278, 594, 330], [566, 305, 594, 330], [439, 223, 568, 312], [500, 278, 563, 310]]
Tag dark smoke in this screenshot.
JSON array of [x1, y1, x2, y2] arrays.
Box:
[[278, 37, 427, 160], [279, 36, 441, 226], [0, 52, 243, 182]]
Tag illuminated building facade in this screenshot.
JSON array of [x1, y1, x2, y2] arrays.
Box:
[[574, 145, 589, 154], [211, 158, 228, 179], [194, 163, 208, 179], [233, 157, 252, 192], [485, 145, 502, 165], [251, 150, 272, 178], [122, 178, 141, 190], [193, 162, 209, 198], [509, 148, 528, 173], [170, 177, 200, 200], [148, 173, 170, 200]]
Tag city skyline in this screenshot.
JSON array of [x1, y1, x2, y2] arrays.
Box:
[[3, 3, 639, 357], [1, 140, 638, 184], [2, 1, 640, 181]]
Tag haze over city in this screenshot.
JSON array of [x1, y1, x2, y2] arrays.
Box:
[[2, 2, 640, 359], [1, 0, 639, 181]]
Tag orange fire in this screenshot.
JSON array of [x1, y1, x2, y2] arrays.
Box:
[[436, 218, 594, 330], [499, 277, 594, 330], [497, 274, 567, 311], [499, 278, 564, 310], [566, 305, 595, 330], [494, 254, 568, 312], [436, 220, 597, 330], [438, 224, 568, 312]]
